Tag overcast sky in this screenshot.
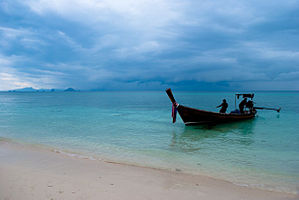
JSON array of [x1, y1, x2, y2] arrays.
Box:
[[0, 0, 298, 91]]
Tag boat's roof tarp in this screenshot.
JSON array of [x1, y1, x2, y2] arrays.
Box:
[[236, 93, 254, 99]]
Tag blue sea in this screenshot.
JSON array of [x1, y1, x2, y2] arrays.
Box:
[[0, 91, 298, 193]]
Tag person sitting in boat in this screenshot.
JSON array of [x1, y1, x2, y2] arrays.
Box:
[[246, 100, 254, 113], [216, 99, 228, 113], [239, 98, 247, 113]]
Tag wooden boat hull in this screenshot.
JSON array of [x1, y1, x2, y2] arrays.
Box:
[[177, 104, 256, 125]]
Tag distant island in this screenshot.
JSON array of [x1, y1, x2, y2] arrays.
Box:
[[5, 87, 77, 92], [8, 87, 37, 92], [64, 88, 76, 92]]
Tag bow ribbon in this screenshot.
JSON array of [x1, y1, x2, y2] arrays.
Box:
[[172, 103, 178, 123]]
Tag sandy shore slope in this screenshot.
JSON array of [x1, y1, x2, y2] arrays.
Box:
[[0, 141, 297, 200]]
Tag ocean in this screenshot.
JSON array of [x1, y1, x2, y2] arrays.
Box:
[[0, 91, 298, 193]]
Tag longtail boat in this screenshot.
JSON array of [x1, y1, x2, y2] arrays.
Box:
[[166, 88, 280, 126]]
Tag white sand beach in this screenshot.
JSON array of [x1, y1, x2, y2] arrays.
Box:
[[0, 140, 297, 200]]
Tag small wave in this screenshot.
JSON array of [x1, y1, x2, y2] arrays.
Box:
[[233, 181, 298, 195], [52, 149, 97, 161]]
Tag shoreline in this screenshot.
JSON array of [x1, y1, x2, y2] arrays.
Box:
[[0, 139, 297, 200], [1, 136, 297, 194]]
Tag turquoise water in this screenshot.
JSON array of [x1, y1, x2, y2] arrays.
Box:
[[0, 91, 298, 193]]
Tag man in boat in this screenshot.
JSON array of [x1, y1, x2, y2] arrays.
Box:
[[246, 100, 254, 113], [216, 99, 228, 113], [239, 98, 247, 113]]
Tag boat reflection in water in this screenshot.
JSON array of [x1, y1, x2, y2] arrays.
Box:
[[169, 119, 256, 153]]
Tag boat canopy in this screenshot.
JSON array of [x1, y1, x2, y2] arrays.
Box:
[[235, 93, 254, 99]]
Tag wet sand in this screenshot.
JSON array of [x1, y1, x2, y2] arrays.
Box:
[[0, 140, 297, 200]]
